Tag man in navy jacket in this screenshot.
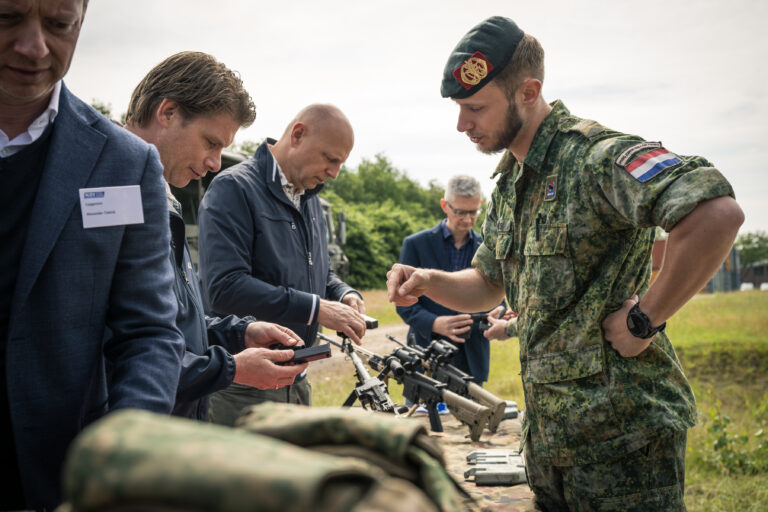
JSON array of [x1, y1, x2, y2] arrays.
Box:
[[396, 175, 494, 383], [198, 104, 366, 425], [125, 51, 309, 421], [0, 2, 183, 508]]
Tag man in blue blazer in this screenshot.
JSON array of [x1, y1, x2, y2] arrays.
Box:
[[0, 2, 184, 508], [396, 175, 494, 383]]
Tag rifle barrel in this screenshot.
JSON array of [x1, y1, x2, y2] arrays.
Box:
[[385, 334, 406, 347]]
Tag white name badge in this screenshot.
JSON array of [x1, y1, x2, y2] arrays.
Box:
[[79, 185, 144, 229]]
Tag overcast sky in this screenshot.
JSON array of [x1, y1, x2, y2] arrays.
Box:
[[66, 0, 768, 234]]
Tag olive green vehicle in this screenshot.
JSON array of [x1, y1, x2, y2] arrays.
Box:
[[169, 149, 350, 280]]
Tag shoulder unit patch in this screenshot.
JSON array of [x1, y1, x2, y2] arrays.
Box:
[[616, 142, 681, 183], [544, 175, 557, 201]]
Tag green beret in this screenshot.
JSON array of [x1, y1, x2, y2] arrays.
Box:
[[441, 16, 524, 99]]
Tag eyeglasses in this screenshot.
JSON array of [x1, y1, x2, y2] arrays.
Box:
[[446, 202, 481, 218]]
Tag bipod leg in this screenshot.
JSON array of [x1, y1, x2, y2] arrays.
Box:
[[342, 390, 358, 407]]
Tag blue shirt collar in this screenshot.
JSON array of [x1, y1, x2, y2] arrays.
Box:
[[440, 218, 476, 246]]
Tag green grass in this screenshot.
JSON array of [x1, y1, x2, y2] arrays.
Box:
[[357, 289, 402, 327], [313, 370, 406, 408], [674, 294, 768, 511], [666, 291, 768, 348], [317, 290, 768, 511]]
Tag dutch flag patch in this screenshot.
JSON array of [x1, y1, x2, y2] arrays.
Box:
[[615, 142, 681, 183]]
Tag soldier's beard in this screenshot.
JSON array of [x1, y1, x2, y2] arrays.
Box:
[[480, 101, 523, 155]]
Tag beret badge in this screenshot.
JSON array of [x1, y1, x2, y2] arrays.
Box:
[[452, 51, 494, 90]]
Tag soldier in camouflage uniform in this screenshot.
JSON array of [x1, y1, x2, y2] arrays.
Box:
[[387, 16, 744, 511]]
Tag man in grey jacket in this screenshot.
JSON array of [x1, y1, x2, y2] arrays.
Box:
[[125, 52, 308, 421], [199, 104, 366, 425]]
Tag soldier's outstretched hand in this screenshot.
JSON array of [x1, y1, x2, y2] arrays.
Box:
[[387, 263, 430, 306]]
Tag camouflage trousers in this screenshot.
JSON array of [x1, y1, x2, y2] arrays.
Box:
[[207, 377, 312, 426], [525, 430, 687, 512]]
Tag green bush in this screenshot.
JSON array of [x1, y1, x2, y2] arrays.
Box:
[[699, 397, 768, 476], [321, 155, 448, 289]]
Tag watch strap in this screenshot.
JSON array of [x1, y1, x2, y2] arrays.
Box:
[[627, 303, 666, 339]]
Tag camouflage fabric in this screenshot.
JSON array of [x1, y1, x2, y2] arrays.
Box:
[[59, 409, 438, 512], [473, 100, 735, 466], [524, 430, 686, 511], [236, 402, 476, 512]]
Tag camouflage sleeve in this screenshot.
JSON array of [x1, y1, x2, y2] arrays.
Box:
[[582, 137, 735, 232], [472, 192, 504, 287]]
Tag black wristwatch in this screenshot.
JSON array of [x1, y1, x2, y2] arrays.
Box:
[[626, 303, 666, 339]]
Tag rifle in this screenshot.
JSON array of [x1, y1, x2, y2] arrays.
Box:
[[399, 362, 490, 442], [317, 333, 400, 415], [389, 334, 507, 433], [323, 333, 490, 441]]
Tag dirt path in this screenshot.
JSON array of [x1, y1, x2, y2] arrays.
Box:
[[308, 324, 410, 378]]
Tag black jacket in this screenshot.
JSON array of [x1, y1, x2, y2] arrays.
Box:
[[198, 141, 356, 347]]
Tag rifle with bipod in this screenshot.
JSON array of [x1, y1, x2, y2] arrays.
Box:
[[317, 333, 401, 415], [323, 332, 490, 441], [388, 334, 507, 432]]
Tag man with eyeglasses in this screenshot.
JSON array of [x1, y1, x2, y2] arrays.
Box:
[[395, 174, 496, 384]]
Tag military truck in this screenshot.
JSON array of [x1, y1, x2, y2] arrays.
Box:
[[169, 149, 350, 280]]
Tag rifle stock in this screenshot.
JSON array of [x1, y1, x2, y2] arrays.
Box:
[[389, 335, 507, 435], [466, 382, 506, 432], [441, 390, 491, 442]]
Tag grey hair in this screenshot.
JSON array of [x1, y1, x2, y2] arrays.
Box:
[[445, 174, 482, 201]]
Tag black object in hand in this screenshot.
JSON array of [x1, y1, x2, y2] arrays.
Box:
[[270, 344, 331, 364]]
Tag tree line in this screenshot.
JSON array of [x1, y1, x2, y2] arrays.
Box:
[[321, 155, 484, 290]]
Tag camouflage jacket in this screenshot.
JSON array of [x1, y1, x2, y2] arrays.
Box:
[[473, 100, 734, 465], [60, 407, 472, 512]]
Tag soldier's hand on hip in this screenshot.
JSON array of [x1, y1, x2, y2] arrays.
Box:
[[318, 299, 366, 344], [433, 314, 472, 343], [602, 295, 653, 357]]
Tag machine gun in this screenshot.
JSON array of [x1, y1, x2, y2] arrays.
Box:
[[323, 333, 490, 441], [317, 332, 400, 415], [389, 334, 507, 432]]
